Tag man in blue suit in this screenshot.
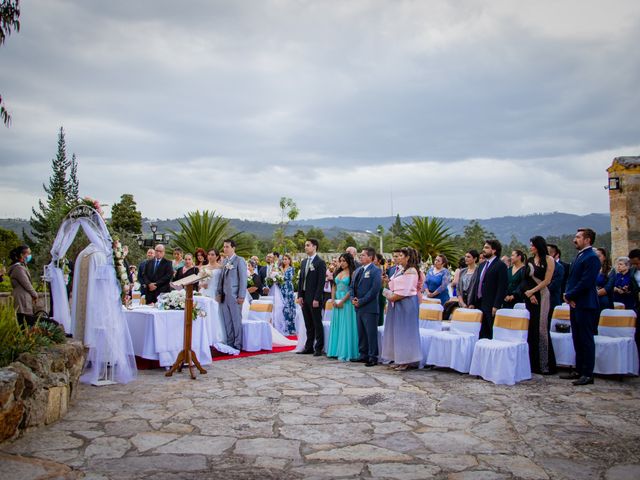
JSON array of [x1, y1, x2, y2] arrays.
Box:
[[351, 247, 382, 367], [562, 228, 601, 386]]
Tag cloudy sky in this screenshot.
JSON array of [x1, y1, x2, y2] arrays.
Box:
[[1, 0, 639, 222]]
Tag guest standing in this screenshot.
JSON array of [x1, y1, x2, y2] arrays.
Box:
[[259, 253, 275, 295], [381, 248, 422, 370], [595, 247, 614, 311], [143, 244, 174, 304], [137, 248, 155, 297], [456, 250, 479, 308], [216, 240, 247, 351], [173, 253, 199, 290], [194, 248, 208, 269], [171, 248, 185, 272], [424, 254, 450, 304], [280, 254, 297, 334], [246, 260, 263, 301], [503, 250, 526, 308], [346, 246, 362, 269], [8, 246, 38, 325], [561, 228, 600, 386], [326, 253, 359, 361], [522, 236, 557, 375], [296, 239, 327, 355], [548, 244, 571, 296], [613, 257, 638, 310], [467, 240, 508, 339], [374, 253, 387, 326], [350, 248, 382, 366]]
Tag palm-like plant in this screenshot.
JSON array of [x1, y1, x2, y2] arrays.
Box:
[[398, 216, 460, 263], [168, 210, 251, 257]]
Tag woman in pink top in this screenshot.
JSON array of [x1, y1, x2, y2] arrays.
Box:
[[381, 247, 422, 371]]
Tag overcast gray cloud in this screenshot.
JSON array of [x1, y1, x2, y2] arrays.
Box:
[[1, 0, 639, 222]]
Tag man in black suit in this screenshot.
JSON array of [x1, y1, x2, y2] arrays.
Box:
[[143, 244, 174, 304], [297, 238, 327, 356], [138, 248, 155, 297], [548, 244, 570, 295], [468, 239, 508, 339]]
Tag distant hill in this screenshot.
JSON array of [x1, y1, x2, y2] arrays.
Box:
[[1, 212, 611, 244], [293, 212, 611, 243]]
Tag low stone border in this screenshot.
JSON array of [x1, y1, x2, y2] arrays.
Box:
[[0, 341, 85, 442]]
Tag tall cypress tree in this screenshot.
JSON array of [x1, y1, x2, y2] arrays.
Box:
[[68, 153, 79, 202], [30, 127, 74, 244]]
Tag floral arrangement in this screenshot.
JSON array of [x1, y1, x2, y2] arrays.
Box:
[[247, 276, 255, 288], [112, 239, 130, 300], [157, 290, 206, 321], [82, 196, 105, 218], [265, 267, 285, 287]]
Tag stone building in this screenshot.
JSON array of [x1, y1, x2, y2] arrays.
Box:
[[607, 156, 640, 260]]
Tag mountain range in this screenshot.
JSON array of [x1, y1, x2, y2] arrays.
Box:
[[0, 212, 610, 244]]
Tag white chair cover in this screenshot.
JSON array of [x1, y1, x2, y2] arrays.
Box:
[[469, 308, 531, 385], [323, 299, 333, 323], [426, 308, 482, 373], [419, 304, 443, 330], [594, 309, 638, 375], [322, 320, 331, 353], [241, 320, 273, 351], [421, 296, 441, 305], [613, 302, 625, 310], [513, 303, 527, 310], [549, 304, 575, 367], [248, 299, 274, 323]]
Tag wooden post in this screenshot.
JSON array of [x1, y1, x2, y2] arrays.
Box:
[[165, 283, 207, 379]]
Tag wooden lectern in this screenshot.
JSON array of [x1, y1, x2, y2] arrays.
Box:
[[165, 275, 207, 379]]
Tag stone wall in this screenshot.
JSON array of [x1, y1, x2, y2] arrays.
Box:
[[0, 341, 85, 443], [608, 156, 640, 260]]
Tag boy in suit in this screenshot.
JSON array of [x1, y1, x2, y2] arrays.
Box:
[[297, 239, 327, 355], [350, 247, 382, 366], [561, 228, 600, 385]]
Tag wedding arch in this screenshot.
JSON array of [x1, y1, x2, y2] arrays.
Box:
[[45, 204, 137, 385]]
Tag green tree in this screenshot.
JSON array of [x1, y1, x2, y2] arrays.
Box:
[[1, 0, 20, 126], [504, 234, 527, 256], [168, 210, 251, 257], [306, 226, 332, 252], [399, 216, 459, 263], [335, 232, 359, 252], [272, 197, 300, 253], [0, 227, 21, 265], [30, 127, 77, 265], [110, 194, 142, 234], [68, 153, 79, 202], [453, 220, 495, 254]]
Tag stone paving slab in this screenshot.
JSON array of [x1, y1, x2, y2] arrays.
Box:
[[1, 352, 639, 479]]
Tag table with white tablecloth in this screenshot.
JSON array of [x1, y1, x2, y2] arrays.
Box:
[[123, 306, 213, 367]]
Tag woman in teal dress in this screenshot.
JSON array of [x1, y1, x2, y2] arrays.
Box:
[[326, 253, 359, 361]]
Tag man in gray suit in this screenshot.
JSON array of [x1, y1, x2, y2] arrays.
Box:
[[216, 239, 247, 351]]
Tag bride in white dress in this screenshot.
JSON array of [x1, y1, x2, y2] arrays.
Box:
[[199, 249, 227, 346]]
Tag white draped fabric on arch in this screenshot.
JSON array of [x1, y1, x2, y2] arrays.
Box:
[[44, 205, 137, 385]]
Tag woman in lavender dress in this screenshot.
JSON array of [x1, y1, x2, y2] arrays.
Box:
[[381, 247, 422, 371]]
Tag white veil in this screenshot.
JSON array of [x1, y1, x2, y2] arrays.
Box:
[[45, 206, 137, 385]]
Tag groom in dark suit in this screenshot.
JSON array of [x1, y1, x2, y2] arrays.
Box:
[[561, 228, 600, 386], [350, 247, 382, 366], [468, 239, 508, 339], [143, 244, 174, 304], [297, 239, 327, 356]]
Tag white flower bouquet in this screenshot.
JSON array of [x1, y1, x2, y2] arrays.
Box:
[[265, 269, 285, 287], [157, 290, 206, 321]]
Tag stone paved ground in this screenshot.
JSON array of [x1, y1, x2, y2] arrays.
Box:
[[2, 352, 640, 479]]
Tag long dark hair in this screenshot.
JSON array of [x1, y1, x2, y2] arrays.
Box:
[[10, 245, 29, 263], [529, 236, 549, 270], [596, 247, 611, 274], [335, 253, 356, 284]]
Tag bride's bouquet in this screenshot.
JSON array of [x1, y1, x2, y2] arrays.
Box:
[[265, 268, 285, 287], [157, 290, 206, 321]]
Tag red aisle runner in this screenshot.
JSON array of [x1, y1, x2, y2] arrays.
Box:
[[135, 336, 298, 369]]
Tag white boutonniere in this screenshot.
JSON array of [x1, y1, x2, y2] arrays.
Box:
[[309, 264, 315, 272], [225, 263, 235, 271], [364, 271, 370, 278]]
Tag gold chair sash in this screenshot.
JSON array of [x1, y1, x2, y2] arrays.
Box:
[[494, 314, 528, 330], [552, 309, 570, 321], [599, 315, 636, 328], [451, 310, 482, 323], [250, 303, 273, 313], [419, 308, 442, 321]]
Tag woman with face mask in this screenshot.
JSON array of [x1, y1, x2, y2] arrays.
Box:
[[8, 245, 39, 324]]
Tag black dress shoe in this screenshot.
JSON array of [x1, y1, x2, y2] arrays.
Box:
[[572, 376, 594, 386], [365, 361, 378, 367], [313, 351, 323, 357], [349, 358, 367, 363], [559, 371, 581, 380], [296, 349, 314, 355]]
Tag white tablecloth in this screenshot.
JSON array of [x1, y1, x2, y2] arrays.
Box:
[[242, 320, 273, 351], [124, 306, 213, 367], [194, 296, 227, 345]]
